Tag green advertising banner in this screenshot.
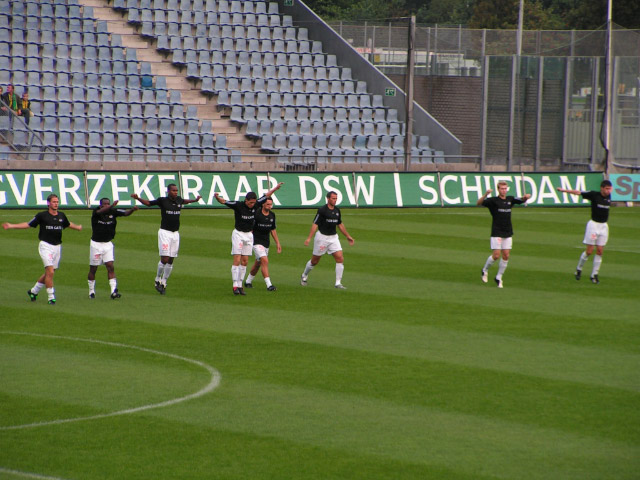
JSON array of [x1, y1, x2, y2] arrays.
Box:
[[0, 171, 603, 208], [610, 174, 640, 202]]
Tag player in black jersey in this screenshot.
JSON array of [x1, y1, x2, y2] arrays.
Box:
[[477, 181, 531, 288], [2, 194, 83, 304], [87, 198, 138, 299], [557, 180, 613, 284], [131, 184, 202, 295], [214, 182, 283, 295], [301, 191, 355, 289], [244, 198, 282, 291]]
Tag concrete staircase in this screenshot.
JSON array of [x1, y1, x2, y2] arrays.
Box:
[[84, 0, 266, 163]]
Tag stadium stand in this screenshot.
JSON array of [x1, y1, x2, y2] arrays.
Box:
[[0, 0, 445, 167]]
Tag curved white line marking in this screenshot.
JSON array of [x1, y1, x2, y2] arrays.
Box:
[[0, 467, 72, 480], [0, 331, 221, 431]]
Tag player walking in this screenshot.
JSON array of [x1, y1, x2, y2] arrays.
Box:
[[244, 198, 282, 291], [301, 191, 354, 289], [2, 194, 83, 304], [557, 180, 612, 284], [88, 198, 138, 299], [477, 181, 531, 288], [214, 182, 283, 295], [131, 184, 202, 295]]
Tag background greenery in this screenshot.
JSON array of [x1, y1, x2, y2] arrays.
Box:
[[306, 0, 640, 30], [1, 206, 639, 479]]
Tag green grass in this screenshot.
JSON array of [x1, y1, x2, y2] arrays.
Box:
[[0, 206, 639, 480]]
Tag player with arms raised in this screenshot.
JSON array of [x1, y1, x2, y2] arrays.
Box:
[[244, 198, 282, 291], [477, 181, 531, 288], [557, 179, 612, 284]]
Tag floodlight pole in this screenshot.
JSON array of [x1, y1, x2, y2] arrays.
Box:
[[403, 15, 415, 172]]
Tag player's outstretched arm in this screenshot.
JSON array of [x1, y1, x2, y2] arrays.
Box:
[[131, 193, 152, 206], [522, 193, 532, 202], [183, 195, 202, 205], [265, 182, 284, 198], [123, 206, 139, 216], [69, 222, 83, 231], [304, 224, 318, 246], [213, 193, 226, 204], [2, 222, 30, 230], [557, 187, 581, 195], [338, 224, 354, 246], [477, 189, 492, 206]]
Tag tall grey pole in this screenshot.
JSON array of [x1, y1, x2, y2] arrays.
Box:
[[403, 15, 415, 171]]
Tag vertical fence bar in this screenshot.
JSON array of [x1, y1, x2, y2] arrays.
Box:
[[562, 57, 572, 166], [590, 57, 600, 164], [535, 56, 544, 170], [508, 55, 518, 169], [480, 55, 489, 170]]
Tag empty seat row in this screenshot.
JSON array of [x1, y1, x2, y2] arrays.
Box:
[[38, 131, 222, 151], [37, 102, 194, 120], [3, 18, 102, 34], [131, 9, 288, 28], [115, 0, 274, 15], [157, 37, 319, 56], [34, 116, 210, 135], [218, 92, 381, 109], [204, 78, 368, 96], [7, 4, 92, 19], [174, 51, 336, 69], [4, 31, 120, 48], [230, 106, 400, 124], [186, 64, 351, 83], [246, 120, 406, 138], [16, 72, 165, 91], [1, 57, 154, 76]]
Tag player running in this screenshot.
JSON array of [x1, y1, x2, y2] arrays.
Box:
[[244, 198, 282, 291], [477, 181, 531, 288], [557, 179, 613, 284], [2, 194, 83, 304]]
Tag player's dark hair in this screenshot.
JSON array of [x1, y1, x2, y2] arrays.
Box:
[[167, 183, 177, 190], [601, 180, 612, 187], [326, 191, 337, 198], [245, 192, 257, 201], [100, 197, 110, 206], [46, 194, 58, 203]]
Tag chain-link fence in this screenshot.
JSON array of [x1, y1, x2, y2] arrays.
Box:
[[329, 21, 640, 169]]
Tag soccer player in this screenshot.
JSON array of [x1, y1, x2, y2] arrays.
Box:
[[131, 184, 202, 295], [477, 181, 531, 288], [244, 198, 282, 291], [88, 198, 138, 299], [214, 182, 284, 295], [557, 180, 612, 284], [2, 194, 82, 304], [300, 191, 355, 289]]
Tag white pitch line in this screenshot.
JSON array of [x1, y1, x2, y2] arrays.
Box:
[[0, 467, 73, 480], [0, 332, 221, 431]]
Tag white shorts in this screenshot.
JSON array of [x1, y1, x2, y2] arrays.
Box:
[[89, 240, 115, 266], [253, 244, 269, 260], [231, 229, 253, 256], [158, 228, 180, 257], [583, 220, 608, 246], [313, 232, 342, 256], [39, 241, 61, 269], [490, 236, 513, 250]]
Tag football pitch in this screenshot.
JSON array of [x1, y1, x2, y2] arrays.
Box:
[[1, 206, 639, 480]]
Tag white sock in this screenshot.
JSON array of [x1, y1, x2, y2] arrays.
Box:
[[335, 263, 344, 285], [109, 278, 117, 293], [246, 273, 255, 284], [496, 259, 508, 280], [88, 280, 96, 294], [592, 254, 602, 276], [156, 261, 164, 282], [265, 276, 272, 287], [483, 256, 495, 273], [231, 265, 239, 287], [239, 266, 247, 285], [46, 287, 55, 300], [32, 281, 45, 294], [303, 260, 314, 278], [162, 264, 173, 285], [577, 252, 589, 271]]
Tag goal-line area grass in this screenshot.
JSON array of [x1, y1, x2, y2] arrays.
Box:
[[1, 206, 639, 480]]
